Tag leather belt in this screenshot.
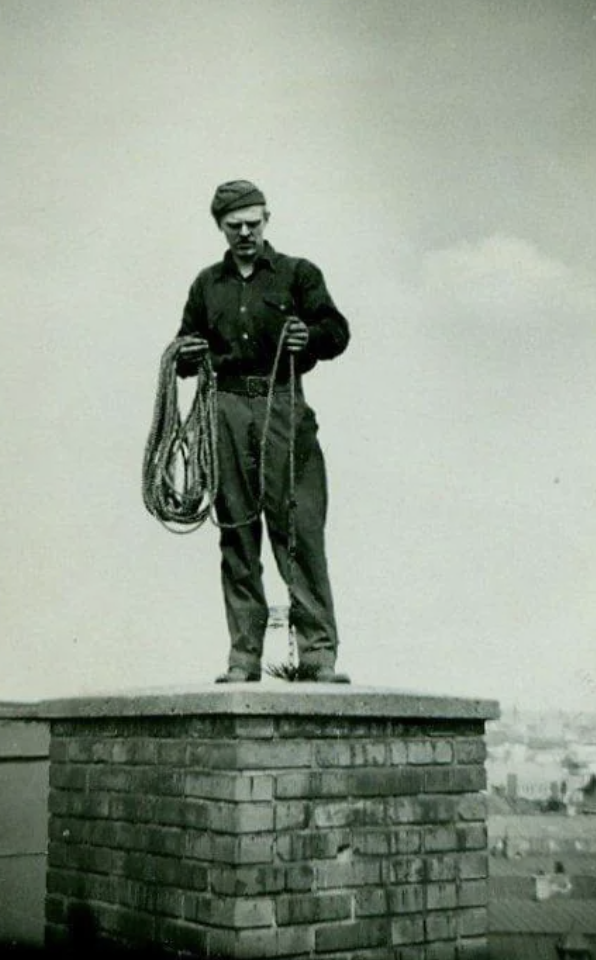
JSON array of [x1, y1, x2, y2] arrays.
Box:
[[217, 375, 299, 397]]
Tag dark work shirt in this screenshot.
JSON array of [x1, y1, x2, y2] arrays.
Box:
[[176, 242, 350, 379]]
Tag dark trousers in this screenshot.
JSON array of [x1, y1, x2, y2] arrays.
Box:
[[215, 387, 338, 671]]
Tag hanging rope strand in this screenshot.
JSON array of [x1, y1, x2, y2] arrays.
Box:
[[143, 325, 299, 662]]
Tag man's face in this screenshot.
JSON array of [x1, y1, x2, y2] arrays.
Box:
[[219, 204, 269, 260]]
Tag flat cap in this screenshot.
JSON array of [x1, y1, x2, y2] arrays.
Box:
[[210, 180, 266, 221]]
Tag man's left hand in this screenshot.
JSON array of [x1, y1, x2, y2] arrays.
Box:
[[284, 317, 310, 353]]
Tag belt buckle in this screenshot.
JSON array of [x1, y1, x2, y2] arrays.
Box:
[[246, 376, 266, 397]]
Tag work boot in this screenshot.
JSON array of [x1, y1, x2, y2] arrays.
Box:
[[307, 665, 351, 684], [215, 666, 262, 683]]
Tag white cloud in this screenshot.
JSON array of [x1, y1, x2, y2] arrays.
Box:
[[420, 234, 596, 327]]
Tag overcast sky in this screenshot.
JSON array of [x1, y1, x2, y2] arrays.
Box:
[[2, 0, 596, 712]]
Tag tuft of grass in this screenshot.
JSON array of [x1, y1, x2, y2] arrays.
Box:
[[264, 662, 320, 682]]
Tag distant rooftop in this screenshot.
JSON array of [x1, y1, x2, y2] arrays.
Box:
[[490, 898, 596, 935]]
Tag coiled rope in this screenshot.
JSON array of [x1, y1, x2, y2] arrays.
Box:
[[142, 327, 298, 666]]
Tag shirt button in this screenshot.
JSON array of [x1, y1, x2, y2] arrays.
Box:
[[240, 306, 247, 313], [242, 332, 249, 340]]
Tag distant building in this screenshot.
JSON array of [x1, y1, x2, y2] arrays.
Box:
[[489, 854, 596, 959]]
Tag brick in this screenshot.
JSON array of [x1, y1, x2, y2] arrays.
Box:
[[425, 826, 458, 852], [183, 893, 233, 925], [88, 766, 135, 792], [211, 864, 285, 896], [90, 819, 138, 848], [315, 741, 352, 766], [426, 943, 457, 960], [426, 882, 457, 911], [277, 829, 349, 861], [186, 741, 236, 767], [389, 741, 408, 765], [186, 771, 273, 801], [425, 855, 458, 882], [66, 739, 96, 762], [94, 903, 156, 942], [49, 789, 110, 819], [180, 860, 209, 891], [185, 829, 220, 861], [119, 878, 159, 912], [425, 911, 456, 942], [49, 739, 68, 762], [391, 828, 422, 854], [276, 800, 311, 830], [386, 797, 422, 823], [351, 799, 386, 826], [352, 830, 391, 856], [234, 898, 275, 929], [78, 844, 114, 874], [109, 794, 156, 823], [204, 928, 236, 958], [316, 919, 387, 952], [383, 857, 425, 884], [351, 742, 387, 766], [457, 794, 487, 821], [156, 739, 187, 766], [232, 926, 277, 958], [234, 717, 276, 739], [209, 801, 274, 834], [277, 892, 352, 925], [142, 825, 184, 857], [47, 841, 69, 869], [153, 797, 187, 827], [424, 767, 486, 793], [312, 802, 353, 828], [418, 796, 458, 823], [46, 869, 82, 897], [235, 741, 312, 769], [454, 738, 486, 764], [391, 916, 425, 945], [456, 936, 489, 958], [387, 884, 425, 914], [387, 949, 424, 960], [316, 860, 382, 889], [350, 767, 424, 797], [457, 853, 488, 880], [433, 740, 454, 764], [458, 879, 488, 907], [237, 834, 275, 864], [407, 741, 435, 765], [285, 863, 315, 891], [355, 887, 387, 917], [147, 855, 202, 889], [136, 767, 185, 796], [184, 798, 210, 829], [49, 764, 87, 790], [274, 770, 313, 798], [187, 716, 235, 738], [457, 907, 487, 938], [277, 924, 315, 956], [456, 823, 487, 850], [279, 718, 389, 739], [49, 816, 86, 844], [275, 770, 349, 798]]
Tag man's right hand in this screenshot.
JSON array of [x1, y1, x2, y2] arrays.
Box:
[[178, 337, 208, 361]]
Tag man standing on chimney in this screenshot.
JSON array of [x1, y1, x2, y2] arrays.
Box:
[[176, 180, 350, 683]]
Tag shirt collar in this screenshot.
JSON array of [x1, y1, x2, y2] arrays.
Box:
[[215, 241, 278, 280]]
